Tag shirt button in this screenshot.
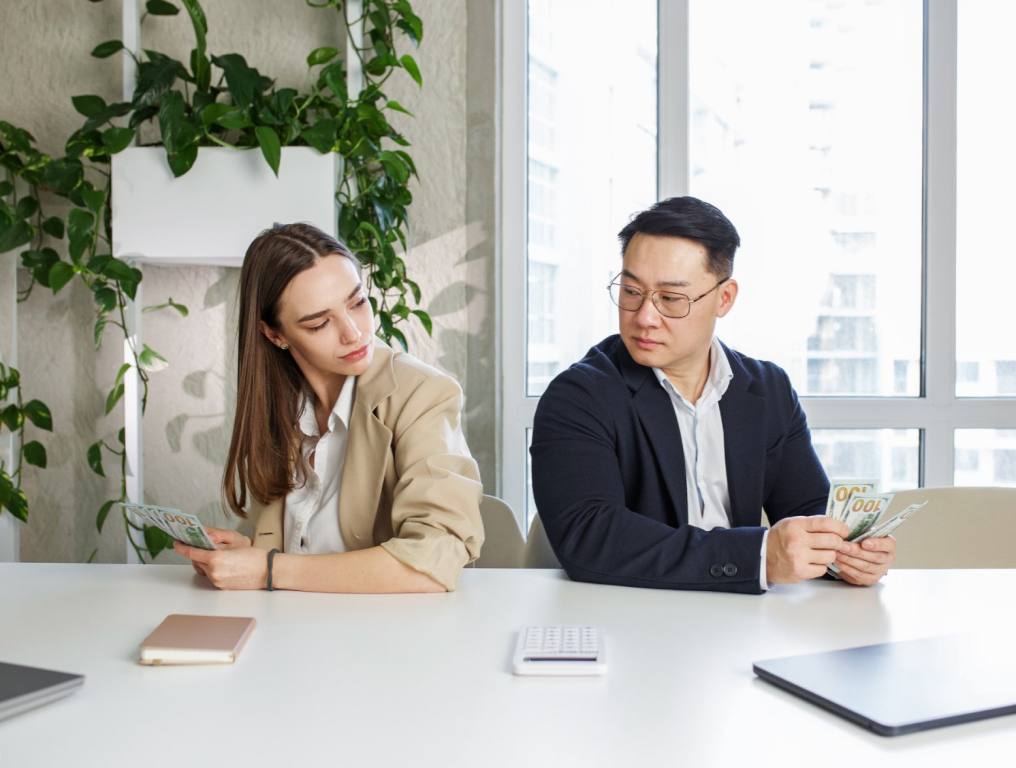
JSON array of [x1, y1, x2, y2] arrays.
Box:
[[723, 563, 738, 577], [709, 564, 723, 578]]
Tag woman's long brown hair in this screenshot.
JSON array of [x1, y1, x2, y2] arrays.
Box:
[[223, 222, 360, 518]]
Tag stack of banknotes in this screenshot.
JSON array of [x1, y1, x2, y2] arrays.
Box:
[[824, 480, 927, 576], [120, 502, 217, 550]]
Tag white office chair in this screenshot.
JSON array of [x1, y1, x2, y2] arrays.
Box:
[[524, 514, 561, 569], [887, 486, 1016, 568], [473, 494, 525, 568]]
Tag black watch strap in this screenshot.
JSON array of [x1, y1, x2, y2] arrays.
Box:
[[266, 548, 281, 591]]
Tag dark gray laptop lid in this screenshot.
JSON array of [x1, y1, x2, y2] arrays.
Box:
[[0, 661, 84, 719], [754, 634, 1016, 736]]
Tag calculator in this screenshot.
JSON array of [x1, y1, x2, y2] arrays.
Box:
[[512, 625, 607, 676]]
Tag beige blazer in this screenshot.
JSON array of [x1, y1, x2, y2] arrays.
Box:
[[250, 341, 484, 591]]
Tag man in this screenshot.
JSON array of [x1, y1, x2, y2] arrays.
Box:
[[530, 196, 895, 594]]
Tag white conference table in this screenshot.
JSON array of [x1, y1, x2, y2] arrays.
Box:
[[2, 565, 1015, 767]]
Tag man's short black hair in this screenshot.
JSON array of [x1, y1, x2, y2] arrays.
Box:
[[617, 196, 740, 278]]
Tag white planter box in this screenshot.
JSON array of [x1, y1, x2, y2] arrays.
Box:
[[112, 146, 338, 267]]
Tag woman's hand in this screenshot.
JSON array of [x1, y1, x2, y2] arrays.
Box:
[[205, 526, 252, 550], [174, 541, 269, 590]]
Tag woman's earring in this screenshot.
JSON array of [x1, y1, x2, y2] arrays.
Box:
[[280, 343, 289, 351]]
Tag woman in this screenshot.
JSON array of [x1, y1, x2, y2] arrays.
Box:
[[173, 223, 484, 592]]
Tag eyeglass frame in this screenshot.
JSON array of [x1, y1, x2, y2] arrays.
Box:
[[606, 274, 730, 319]]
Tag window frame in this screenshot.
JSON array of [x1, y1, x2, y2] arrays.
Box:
[[497, 0, 1016, 529]]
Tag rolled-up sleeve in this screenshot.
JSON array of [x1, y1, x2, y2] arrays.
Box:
[[378, 375, 484, 591]]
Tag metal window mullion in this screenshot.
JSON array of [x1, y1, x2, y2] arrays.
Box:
[[923, 0, 959, 487], [657, 0, 690, 199], [498, 0, 529, 527], [122, 0, 144, 563]]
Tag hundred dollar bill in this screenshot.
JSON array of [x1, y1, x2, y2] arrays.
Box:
[[840, 492, 895, 541], [828, 498, 928, 578], [853, 501, 928, 542], [121, 502, 216, 550], [825, 479, 878, 520]]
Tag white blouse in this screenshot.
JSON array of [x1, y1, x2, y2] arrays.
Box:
[[283, 376, 356, 555]]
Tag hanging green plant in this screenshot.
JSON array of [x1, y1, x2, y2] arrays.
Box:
[[0, 0, 428, 559]]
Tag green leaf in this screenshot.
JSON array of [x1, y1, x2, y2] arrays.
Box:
[[399, 54, 422, 86], [102, 126, 135, 154], [23, 400, 52, 431], [96, 499, 115, 533], [48, 262, 75, 294], [180, 0, 209, 92], [0, 220, 32, 253], [101, 257, 137, 283], [255, 126, 281, 176], [158, 90, 187, 154], [104, 381, 124, 415], [146, 0, 179, 15], [406, 279, 421, 304], [72, 94, 108, 119], [385, 99, 413, 116], [411, 309, 433, 336], [138, 344, 168, 372], [42, 216, 64, 239], [42, 158, 84, 195], [0, 404, 22, 432], [144, 525, 174, 559], [113, 362, 132, 389], [15, 197, 39, 219], [0, 181, 13, 197], [93, 286, 117, 312], [301, 118, 337, 154], [87, 441, 105, 476], [23, 441, 46, 468], [167, 144, 198, 177], [213, 109, 250, 130], [142, 298, 188, 316], [93, 314, 108, 348], [133, 51, 183, 107], [91, 39, 125, 58], [0, 477, 28, 523], [199, 103, 232, 126], [81, 186, 106, 213], [117, 427, 126, 445], [389, 326, 408, 351], [307, 47, 339, 67], [212, 53, 264, 108]]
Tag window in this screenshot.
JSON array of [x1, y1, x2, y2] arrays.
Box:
[[501, 1, 1016, 524], [956, 2, 1016, 398]]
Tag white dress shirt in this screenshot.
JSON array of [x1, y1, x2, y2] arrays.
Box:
[[283, 376, 356, 555], [653, 337, 769, 589]]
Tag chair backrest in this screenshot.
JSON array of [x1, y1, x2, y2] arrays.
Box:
[[473, 494, 525, 568], [888, 487, 1016, 568], [524, 514, 561, 569]]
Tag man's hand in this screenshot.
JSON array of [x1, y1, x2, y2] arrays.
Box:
[[834, 536, 896, 586], [173, 542, 269, 590], [767, 516, 850, 584]]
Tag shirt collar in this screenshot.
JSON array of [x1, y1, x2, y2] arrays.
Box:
[[653, 337, 734, 408], [298, 375, 357, 438]]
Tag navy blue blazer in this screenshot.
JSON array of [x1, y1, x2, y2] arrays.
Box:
[[530, 335, 830, 595]]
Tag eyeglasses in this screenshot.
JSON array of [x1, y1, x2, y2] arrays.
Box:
[[607, 275, 729, 319]]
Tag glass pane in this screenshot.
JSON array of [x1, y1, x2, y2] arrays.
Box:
[[811, 429, 921, 491], [955, 430, 1016, 487], [957, 4, 1016, 397], [526, 0, 658, 396], [689, 0, 923, 396]]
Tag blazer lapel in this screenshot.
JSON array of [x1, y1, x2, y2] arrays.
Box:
[[338, 341, 397, 548], [719, 344, 767, 527], [616, 342, 689, 527]]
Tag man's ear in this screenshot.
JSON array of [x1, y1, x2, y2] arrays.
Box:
[[259, 320, 288, 349], [716, 279, 738, 318]]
